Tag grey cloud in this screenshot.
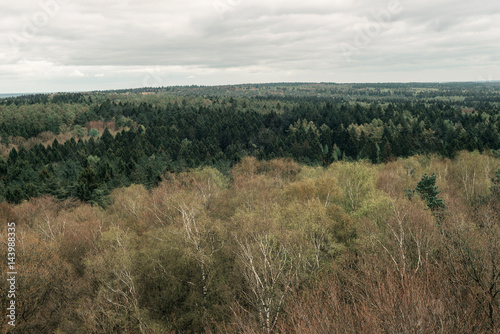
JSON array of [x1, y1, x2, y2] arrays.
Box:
[[1, 0, 499, 92]]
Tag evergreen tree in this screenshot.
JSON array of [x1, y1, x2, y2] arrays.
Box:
[[76, 167, 99, 202], [1, 131, 10, 146], [415, 173, 446, 211], [380, 140, 393, 163]]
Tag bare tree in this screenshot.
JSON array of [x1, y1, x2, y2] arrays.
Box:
[[443, 202, 500, 331], [234, 234, 302, 334], [88, 227, 146, 333], [177, 202, 224, 300]]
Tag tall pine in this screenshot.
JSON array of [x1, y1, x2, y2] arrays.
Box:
[[415, 173, 446, 211]]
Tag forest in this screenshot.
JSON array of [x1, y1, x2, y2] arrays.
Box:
[[0, 82, 499, 333]]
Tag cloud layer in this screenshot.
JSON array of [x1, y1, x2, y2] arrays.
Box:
[[1, 0, 499, 92]]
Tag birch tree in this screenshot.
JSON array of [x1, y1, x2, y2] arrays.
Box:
[[235, 233, 302, 334]]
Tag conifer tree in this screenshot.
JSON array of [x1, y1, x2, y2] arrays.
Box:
[[415, 173, 446, 211], [76, 166, 99, 202]]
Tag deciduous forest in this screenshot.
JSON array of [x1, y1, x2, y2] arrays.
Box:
[[1, 83, 499, 333]]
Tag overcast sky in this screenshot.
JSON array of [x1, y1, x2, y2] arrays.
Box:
[[1, 0, 499, 93]]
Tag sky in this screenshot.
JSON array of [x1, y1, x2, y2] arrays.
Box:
[[1, 0, 499, 93]]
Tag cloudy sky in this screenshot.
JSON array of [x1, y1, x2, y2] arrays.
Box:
[[1, 0, 499, 93]]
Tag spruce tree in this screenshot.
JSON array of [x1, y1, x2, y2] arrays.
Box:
[[76, 166, 99, 202], [415, 173, 446, 211]]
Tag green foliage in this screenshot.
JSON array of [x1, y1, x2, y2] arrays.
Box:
[[331, 162, 376, 212], [2, 151, 500, 332], [86, 155, 100, 168], [76, 167, 99, 203], [1, 83, 500, 208], [1, 131, 10, 145], [72, 125, 86, 138], [415, 173, 446, 211], [88, 128, 100, 138]]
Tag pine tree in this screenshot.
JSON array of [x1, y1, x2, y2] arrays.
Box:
[[1, 131, 10, 146], [380, 140, 393, 163], [415, 173, 446, 211], [100, 127, 114, 147], [76, 167, 99, 202]]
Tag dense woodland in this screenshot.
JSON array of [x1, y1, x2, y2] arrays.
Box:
[[0, 83, 499, 206], [1, 83, 500, 333]]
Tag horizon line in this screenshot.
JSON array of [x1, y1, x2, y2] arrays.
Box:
[[1, 80, 499, 96]]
